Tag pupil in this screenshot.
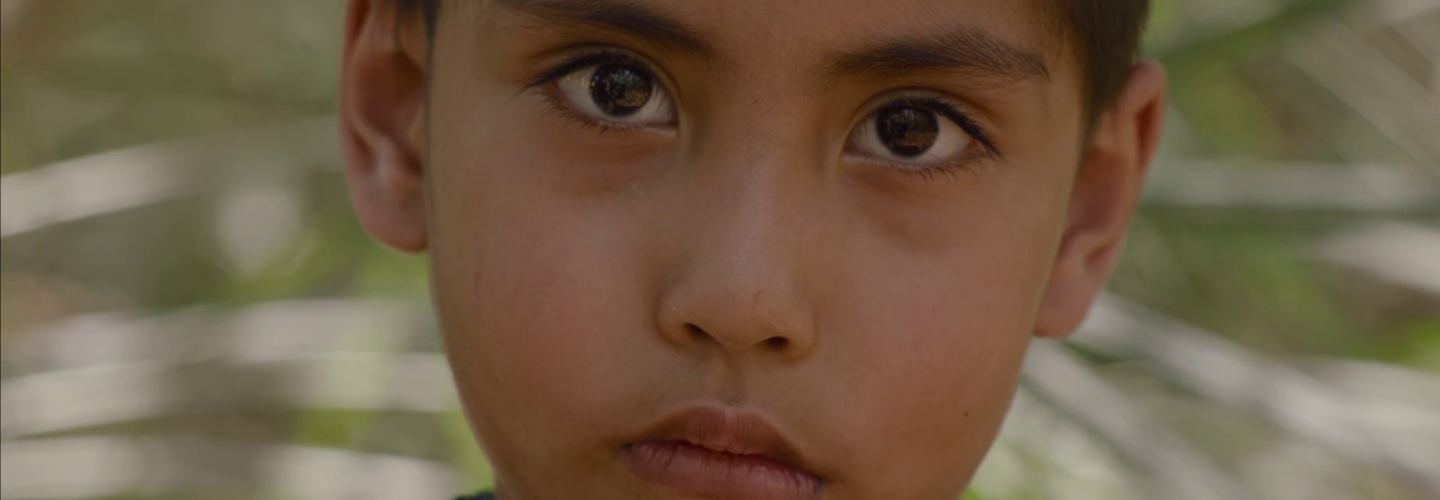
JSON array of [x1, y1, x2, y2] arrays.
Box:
[[876, 106, 939, 158], [589, 65, 653, 117]]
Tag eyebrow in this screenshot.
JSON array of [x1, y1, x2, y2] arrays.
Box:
[[491, 0, 1048, 86], [823, 28, 1052, 85], [492, 0, 718, 62]]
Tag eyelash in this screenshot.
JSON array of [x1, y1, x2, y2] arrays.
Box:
[[862, 96, 1002, 180], [889, 97, 1001, 157], [524, 49, 669, 132], [525, 50, 1002, 180]]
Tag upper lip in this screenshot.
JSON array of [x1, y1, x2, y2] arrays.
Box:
[[628, 405, 824, 479]]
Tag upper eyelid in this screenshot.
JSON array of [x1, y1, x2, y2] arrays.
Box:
[[854, 91, 975, 128], [524, 47, 670, 91], [859, 93, 1001, 157], [856, 89, 976, 116], [525, 47, 680, 131], [524, 52, 1000, 155]]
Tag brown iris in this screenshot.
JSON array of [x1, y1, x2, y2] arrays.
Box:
[[875, 105, 939, 158], [589, 65, 654, 117]]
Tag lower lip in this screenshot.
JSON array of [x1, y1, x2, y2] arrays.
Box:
[[625, 440, 822, 500]]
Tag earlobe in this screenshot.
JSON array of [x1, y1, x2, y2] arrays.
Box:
[[340, 0, 431, 253], [1035, 61, 1167, 338]]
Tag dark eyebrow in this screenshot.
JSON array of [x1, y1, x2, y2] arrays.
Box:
[[492, 0, 718, 62], [824, 27, 1051, 85]]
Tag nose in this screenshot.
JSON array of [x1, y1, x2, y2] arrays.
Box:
[[655, 151, 819, 361]]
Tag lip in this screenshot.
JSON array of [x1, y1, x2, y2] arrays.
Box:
[[623, 406, 824, 500]]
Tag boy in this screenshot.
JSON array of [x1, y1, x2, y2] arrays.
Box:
[[338, 0, 1165, 498]]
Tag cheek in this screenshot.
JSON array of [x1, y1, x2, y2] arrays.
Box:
[[817, 173, 1068, 495], [829, 262, 1038, 496], [424, 88, 663, 479]]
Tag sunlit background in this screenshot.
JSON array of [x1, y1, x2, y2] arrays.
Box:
[[1, 0, 1437, 499]]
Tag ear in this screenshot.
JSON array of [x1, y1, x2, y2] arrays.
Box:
[[1035, 61, 1166, 338], [340, 0, 431, 253]]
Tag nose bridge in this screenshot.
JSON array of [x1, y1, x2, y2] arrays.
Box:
[[658, 110, 819, 357], [691, 87, 817, 296], [700, 161, 796, 299]]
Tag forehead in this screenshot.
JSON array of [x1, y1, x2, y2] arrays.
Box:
[[468, 0, 1069, 76], [440, 0, 1086, 132]]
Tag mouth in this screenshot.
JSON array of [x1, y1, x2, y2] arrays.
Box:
[[622, 406, 824, 500]]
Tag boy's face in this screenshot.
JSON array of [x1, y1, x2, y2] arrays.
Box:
[[341, 0, 1165, 498]]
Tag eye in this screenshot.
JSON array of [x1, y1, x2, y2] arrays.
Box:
[[847, 100, 988, 168], [553, 61, 675, 127]]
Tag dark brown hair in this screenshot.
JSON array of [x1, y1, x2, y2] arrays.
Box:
[[395, 0, 1149, 123], [1046, 1, 1152, 122]]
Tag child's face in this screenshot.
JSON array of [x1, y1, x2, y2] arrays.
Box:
[[341, 0, 1165, 498]]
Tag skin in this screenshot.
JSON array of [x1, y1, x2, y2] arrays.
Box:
[[339, 0, 1166, 498]]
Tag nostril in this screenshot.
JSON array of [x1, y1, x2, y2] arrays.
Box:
[[684, 323, 709, 341], [679, 324, 793, 351]]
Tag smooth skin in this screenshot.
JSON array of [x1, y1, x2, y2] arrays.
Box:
[[340, 0, 1166, 498]]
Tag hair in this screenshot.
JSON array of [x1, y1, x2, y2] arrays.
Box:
[[394, 0, 1149, 123], [400, 0, 440, 38], [1045, 1, 1151, 123]]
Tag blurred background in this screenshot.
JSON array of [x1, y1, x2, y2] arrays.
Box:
[[0, 0, 1436, 499]]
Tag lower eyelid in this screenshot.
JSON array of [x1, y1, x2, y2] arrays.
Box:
[[874, 95, 1000, 154], [537, 82, 677, 135], [534, 84, 612, 129]]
